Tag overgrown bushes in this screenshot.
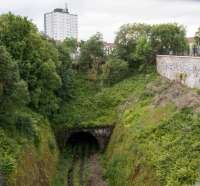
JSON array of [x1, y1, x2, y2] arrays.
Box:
[[0, 12, 195, 186], [105, 76, 200, 186], [101, 58, 129, 85]]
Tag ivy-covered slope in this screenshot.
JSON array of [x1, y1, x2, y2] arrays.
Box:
[[0, 110, 59, 186], [53, 71, 157, 130], [43, 68, 200, 186], [104, 72, 200, 186]]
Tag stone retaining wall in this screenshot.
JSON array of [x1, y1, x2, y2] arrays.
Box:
[[157, 55, 200, 88]]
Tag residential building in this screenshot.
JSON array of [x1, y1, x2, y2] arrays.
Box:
[[44, 5, 78, 41], [104, 42, 114, 55]]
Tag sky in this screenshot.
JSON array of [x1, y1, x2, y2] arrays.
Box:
[[0, 0, 199, 42]]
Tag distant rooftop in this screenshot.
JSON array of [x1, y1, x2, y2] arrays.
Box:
[[104, 42, 114, 47], [54, 8, 69, 13], [187, 37, 195, 44]]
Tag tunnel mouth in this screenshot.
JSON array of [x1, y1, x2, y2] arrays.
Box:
[[66, 132, 100, 153]]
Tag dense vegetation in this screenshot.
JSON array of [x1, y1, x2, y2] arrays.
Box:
[[105, 74, 200, 186], [0, 12, 197, 186]]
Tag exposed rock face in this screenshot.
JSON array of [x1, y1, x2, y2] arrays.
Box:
[[146, 76, 200, 111]]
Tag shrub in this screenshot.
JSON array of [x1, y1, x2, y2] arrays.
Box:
[[102, 58, 129, 85], [0, 155, 16, 176]]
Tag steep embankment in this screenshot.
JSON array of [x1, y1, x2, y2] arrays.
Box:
[[52, 70, 200, 186], [0, 111, 59, 186], [52, 71, 158, 186], [54, 72, 157, 130], [104, 73, 200, 186]]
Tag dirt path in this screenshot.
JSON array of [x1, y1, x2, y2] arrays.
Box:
[[88, 154, 107, 186]]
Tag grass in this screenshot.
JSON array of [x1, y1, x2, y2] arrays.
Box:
[[54, 70, 157, 131], [4, 68, 200, 186], [52, 149, 73, 186], [104, 73, 200, 186], [0, 110, 59, 185]]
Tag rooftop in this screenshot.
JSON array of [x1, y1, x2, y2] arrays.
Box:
[[54, 8, 69, 13], [187, 37, 195, 44]]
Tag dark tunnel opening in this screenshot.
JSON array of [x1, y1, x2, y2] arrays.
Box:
[[66, 132, 101, 185], [64, 128, 113, 185], [67, 132, 100, 153]]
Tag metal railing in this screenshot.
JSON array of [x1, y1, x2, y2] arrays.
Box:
[[189, 46, 200, 57]]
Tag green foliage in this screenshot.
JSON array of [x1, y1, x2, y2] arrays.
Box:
[[0, 155, 16, 176], [101, 58, 129, 85], [53, 69, 156, 131], [79, 33, 105, 74], [131, 36, 154, 70], [0, 12, 198, 186], [0, 46, 29, 128], [151, 23, 188, 55], [115, 23, 151, 68], [0, 13, 37, 60], [0, 14, 61, 182], [114, 23, 188, 70], [105, 76, 200, 186], [0, 13, 62, 118], [0, 129, 19, 176], [56, 39, 77, 102], [52, 150, 73, 186]]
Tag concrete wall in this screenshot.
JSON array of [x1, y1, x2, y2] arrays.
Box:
[[157, 55, 200, 88]]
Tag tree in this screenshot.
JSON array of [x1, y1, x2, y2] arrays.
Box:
[[79, 33, 105, 73], [114, 23, 189, 70], [0, 13, 61, 117], [114, 23, 152, 68], [151, 23, 188, 55], [57, 38, 78, 62], [0, 46, 29, 128], [131, 36, 153, 70], [0, 13, 36, 60], [56, 38, 78, 102]]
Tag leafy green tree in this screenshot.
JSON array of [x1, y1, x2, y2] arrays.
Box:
[[115, 23, 188, 70], [151, 23, 188, 55], [115, 23, 152, 67], [79, 33, 105, 73], [56, 38, 78, 102], [0, 13, 36, 60], [0, 46, 29, 128], [0, 13, 61, 117], [131, 36, 153, 70], [57, 38, 78, 62]]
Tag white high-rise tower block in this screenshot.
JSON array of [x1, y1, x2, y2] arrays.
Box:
[[44, 4, 78, 41]]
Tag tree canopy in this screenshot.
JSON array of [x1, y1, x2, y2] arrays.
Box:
[[114, 23, 188, 70], [151, 23, 188, 55], [79, 33, 105, 71], [0, 13, 75, 120]]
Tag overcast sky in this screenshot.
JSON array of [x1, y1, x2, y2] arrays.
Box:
[[0, 0, 199, 42]]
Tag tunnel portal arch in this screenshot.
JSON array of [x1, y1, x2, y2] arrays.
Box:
[[57, 126, 114, 152]]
